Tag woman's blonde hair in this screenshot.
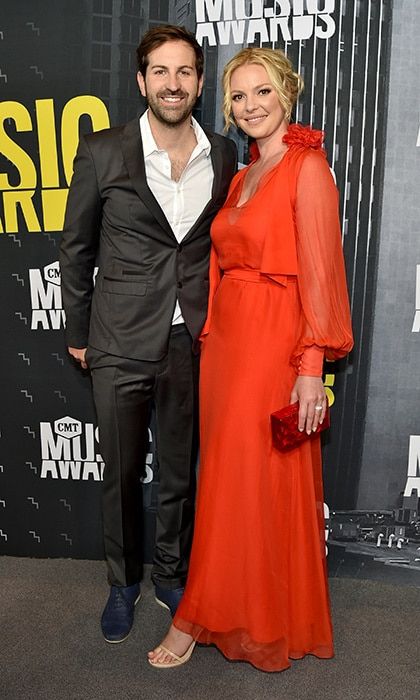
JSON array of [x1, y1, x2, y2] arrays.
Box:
[[222, 47, 304, 131]]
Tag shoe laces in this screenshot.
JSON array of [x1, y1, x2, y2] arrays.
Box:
[[111, 587, 129, 610]]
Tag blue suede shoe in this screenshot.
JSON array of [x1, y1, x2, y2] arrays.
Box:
[[101, 583, 141, 643], [154, 585, 184, 617]]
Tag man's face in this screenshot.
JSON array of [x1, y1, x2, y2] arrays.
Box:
[[137, 40, 203, 127]]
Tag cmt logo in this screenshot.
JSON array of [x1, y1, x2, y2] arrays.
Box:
[[40, 416, 103, 480], [55, 417, 82, 437], [39, 416, 154, 483], [28, 261, 97, 330], [29, 261, 65, 330]]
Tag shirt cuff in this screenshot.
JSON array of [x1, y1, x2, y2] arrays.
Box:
[[298, 345, 325, 377]]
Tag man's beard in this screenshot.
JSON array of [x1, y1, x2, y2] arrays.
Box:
[[146, 89, 198, 127]]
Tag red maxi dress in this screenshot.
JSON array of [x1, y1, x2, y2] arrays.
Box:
[[173, 124, 354, 672]]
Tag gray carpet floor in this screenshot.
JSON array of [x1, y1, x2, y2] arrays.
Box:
[[1, 556, 419, 700]]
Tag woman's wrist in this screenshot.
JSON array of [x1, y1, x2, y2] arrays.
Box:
[[298, 345, 324, 377]]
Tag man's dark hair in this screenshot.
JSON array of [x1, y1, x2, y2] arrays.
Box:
[[136, 25, 204, 79]]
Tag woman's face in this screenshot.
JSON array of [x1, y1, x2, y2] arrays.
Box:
[[229, 63, 287, 141]]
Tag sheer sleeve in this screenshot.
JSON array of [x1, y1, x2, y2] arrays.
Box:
[[293, 150, 354, 374], [199, 244, 221, 341]]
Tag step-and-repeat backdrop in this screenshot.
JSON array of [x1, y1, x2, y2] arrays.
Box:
[[1, 0, 420, 579]]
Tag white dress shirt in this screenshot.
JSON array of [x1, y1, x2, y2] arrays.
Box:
[[139, 110, 214, 325]]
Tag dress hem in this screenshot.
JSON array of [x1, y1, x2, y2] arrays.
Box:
[[173, 618, 334, 673]]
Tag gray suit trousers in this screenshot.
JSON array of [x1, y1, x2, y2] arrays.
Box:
[[87, 324, 199, 588]]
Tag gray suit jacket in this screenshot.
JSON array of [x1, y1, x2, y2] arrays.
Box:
[[60, 117, 237, 361]]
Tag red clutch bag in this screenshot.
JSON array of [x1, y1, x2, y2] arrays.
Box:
[[271, 401, 330, 451]]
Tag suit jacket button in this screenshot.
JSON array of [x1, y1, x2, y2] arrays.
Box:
[[177, 281, 183, 288]]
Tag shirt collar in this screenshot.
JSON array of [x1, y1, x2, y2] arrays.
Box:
[[139, 109, 211, 158]]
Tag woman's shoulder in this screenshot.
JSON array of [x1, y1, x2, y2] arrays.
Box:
[[284, 124, 329, 180], [247, 124, 327, 170], [283, 123, 325, 151]]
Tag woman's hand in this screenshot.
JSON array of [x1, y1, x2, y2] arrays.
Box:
[[290, 375, 327, 434]]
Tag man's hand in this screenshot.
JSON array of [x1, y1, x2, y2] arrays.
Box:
[[290, 375, 327, 435], [68, 346, 88, 370]]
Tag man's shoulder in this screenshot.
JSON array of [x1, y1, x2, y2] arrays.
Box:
[[205, 129, 237, 157], [206, 129, 234, 146], [83, 118, 139, 147]]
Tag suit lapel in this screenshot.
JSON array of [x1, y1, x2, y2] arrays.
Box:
[[208, 132, 224, 200], [120, 118, 175, 238], [120, 119, 226, 243], [182, 132, 224, 243]]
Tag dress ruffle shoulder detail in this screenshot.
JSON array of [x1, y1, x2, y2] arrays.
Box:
[[249, 124, 324, 163], [282, 123, 324, 149]]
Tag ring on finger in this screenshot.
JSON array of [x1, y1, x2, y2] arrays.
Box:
[[314, 405, 323, 411]]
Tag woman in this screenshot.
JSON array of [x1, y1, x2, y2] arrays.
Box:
[[148, 47, 353, 672]]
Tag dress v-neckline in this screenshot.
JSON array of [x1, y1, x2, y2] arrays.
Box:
[[234, 147, 290, 209]]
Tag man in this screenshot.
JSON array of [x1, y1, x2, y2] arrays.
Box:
[[60, 25, 237, 644]]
